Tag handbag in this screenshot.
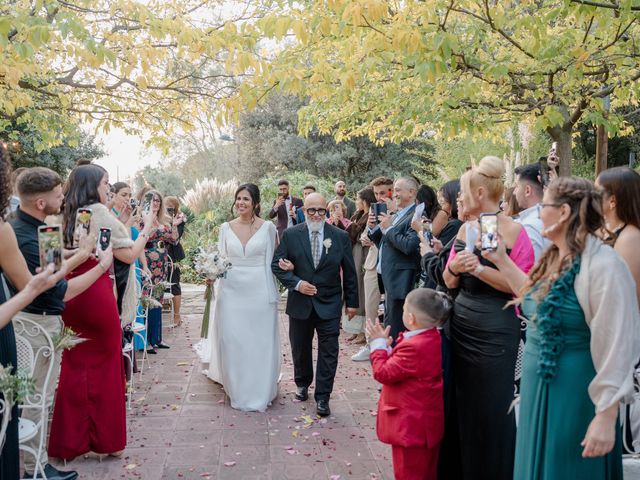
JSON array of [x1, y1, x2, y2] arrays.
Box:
[[622, 364, 640, 454]]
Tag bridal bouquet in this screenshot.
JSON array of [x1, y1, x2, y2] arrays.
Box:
[[194, 247, 232, 338]]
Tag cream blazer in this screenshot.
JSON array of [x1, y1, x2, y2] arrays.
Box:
[[574, 235, 640, 412]]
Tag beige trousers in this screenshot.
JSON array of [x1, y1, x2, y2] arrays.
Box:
[[13, 311, 63, 472], [362, 268, 381, 339]]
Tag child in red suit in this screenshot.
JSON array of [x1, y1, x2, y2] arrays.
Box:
[[366, 288, 450, 480]]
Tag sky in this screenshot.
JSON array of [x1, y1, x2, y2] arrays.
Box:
[[92, 127, 163, 184]]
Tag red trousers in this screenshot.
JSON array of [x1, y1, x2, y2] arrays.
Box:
[[391, 444, 439, 480]]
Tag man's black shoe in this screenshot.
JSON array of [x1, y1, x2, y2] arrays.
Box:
[[317, 399, 331, 417], [24, 463, 78, 480], [295, 386, 308, 401]]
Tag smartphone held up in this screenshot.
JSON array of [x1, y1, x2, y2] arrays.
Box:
[[38, 225, 63, 272], [97, 227, 111, 252], [73, 208, 92, 247], [479, 213, 499, 251]]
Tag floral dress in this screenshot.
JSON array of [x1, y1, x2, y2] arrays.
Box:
[[144, 224, 178, 302]]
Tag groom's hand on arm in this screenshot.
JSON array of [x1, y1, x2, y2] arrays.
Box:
[[296, 281, 317, 296], [345, 307, 358, 319]]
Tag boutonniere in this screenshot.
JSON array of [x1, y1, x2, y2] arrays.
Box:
[[323, 238, 332, 254]]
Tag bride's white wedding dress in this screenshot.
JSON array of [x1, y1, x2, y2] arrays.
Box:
[[198, 221, 281, 412]]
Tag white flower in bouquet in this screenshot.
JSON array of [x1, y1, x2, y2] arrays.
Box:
[[194, 247, 232, 281], [194, 246, 232, 339]]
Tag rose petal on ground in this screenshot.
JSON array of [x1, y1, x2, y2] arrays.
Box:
[[223, 461, 236, 467]]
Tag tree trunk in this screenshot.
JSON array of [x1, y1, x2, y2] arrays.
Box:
[[547, 126, 573, 177], [595, 124, 608, 177]]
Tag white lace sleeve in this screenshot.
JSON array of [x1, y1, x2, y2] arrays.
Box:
[[265, 222, 279, 304]]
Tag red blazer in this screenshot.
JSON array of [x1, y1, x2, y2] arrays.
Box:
[[370, 328, 444, 448]]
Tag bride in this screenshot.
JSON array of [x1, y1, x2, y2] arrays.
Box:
[[199, 183, 280, 411]]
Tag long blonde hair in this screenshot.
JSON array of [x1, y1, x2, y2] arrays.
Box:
[[523, 177, 603, 300]]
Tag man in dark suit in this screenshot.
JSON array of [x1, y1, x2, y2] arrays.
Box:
[[272, 193, 359, 416], [368, 176, 421, 341], [268, 179, 304, 239]]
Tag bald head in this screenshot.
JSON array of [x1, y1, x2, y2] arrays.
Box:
[[334, 180, 346, 197], [304, 192, 327, 209]]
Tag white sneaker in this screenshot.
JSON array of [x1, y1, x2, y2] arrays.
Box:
[[351, 345, 370, 362]]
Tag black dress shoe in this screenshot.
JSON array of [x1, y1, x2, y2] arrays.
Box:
[[317, 399, 331, 417], [24, 463, 78, 480], [295, 386, 308, 401], [146, 347, 157, 354], [155, 342, 170, 349]]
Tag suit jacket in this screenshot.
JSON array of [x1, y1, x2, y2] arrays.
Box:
[[368, 205, 421, 299], [271, 223, 359, 320], [371, 329, 444, 448], [269, 196, 304, 238]]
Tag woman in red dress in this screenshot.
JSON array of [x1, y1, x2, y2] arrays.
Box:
[[48, 165, 128, 460]]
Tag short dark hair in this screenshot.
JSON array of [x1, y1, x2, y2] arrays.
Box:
[[277, 179, 289, 187], [514, 163, 543, 195], [75, 158, 92, 166], [303, 184, 316, 192], [369, 176, 393, 188], [405, 288, 452, 327], [10, 167, 27, 188], [17, 167, 62, 197]]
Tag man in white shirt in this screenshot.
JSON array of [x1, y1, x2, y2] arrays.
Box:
[[513, 163, 551, 262]]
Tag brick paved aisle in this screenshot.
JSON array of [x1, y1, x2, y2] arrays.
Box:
[[52, 284, 393, 479]]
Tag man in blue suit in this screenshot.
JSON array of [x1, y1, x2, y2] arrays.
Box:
[[367, 177, 421, 341]]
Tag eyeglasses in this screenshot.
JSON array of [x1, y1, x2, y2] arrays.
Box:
[[537, 203, 562, 216], [305, 208, 327, 216]]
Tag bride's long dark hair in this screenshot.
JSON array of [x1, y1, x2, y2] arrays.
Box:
[[232, 183, 261, 218]]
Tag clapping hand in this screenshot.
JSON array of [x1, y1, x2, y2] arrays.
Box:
[[449, 250, 479, 275], [365, 319, 392, 347], [278, 258, 295, 271]]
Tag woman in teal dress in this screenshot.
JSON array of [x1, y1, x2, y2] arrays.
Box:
[[484, 176, 640, 479]]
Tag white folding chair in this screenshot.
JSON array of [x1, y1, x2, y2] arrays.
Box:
[[14, 317, 55, 480], [0, 384, 12, 452], [162, 256, 175, 328], [133, 267, 152, 379]]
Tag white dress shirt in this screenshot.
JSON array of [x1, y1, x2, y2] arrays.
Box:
[[294, 225, 325, 291], [516, 204, 551, 263], [285, 197, 293, 228]]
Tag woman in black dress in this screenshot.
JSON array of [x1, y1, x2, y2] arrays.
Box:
[[442, 156, 535, 480]]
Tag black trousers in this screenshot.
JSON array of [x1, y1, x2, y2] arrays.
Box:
[[289, 308, 340, 401], [384, 296, 407, 342]]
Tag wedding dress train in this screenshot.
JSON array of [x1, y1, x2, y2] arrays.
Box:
[[198, 221, 280, 412]]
